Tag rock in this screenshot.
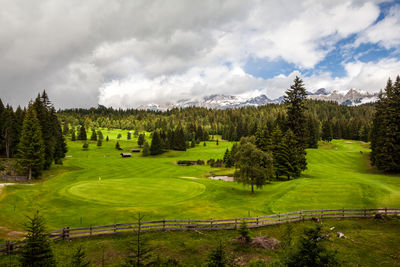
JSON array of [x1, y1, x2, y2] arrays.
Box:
[[250, 236, 280, 250], [374, 213, 385, 220], [330, 227, 335, 231], [337, 232, 346, 239]]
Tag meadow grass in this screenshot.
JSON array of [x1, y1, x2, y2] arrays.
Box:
[[0, 130, 399, 237]]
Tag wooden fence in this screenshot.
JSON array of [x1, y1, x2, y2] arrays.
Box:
[[1, 208, 399, 254]]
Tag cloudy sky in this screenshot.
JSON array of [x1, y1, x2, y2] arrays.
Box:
[[0, 0, 399, 109]]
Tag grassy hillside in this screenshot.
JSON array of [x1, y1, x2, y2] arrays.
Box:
[[2, 217, 400, 266], [0, 130, 399, 238]]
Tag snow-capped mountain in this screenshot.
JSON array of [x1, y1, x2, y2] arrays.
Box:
[[136, 88, 378, 111], [307, 88, 378, 106]]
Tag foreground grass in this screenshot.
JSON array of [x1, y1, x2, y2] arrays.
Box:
[[1, 217, 399, 266], [0, 131, 400, 238]]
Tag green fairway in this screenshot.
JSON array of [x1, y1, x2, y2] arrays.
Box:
[[0, 130, 400, 237]]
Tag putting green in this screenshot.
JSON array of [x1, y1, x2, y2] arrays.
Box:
[[66, 178, 206, 207]]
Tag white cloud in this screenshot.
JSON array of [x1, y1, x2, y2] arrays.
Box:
[[355, 4, 400, 50], [0, 0, 396, 108]]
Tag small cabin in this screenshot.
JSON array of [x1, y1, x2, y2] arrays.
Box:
[[120, 153, 132, 157], [131, 149, 141, 153]]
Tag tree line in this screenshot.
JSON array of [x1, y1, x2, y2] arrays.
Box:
[[0, 91, 67, 179], [370, 75, 400, 173]]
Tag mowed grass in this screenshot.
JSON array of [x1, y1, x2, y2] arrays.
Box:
[[0, 130, 400, 237]]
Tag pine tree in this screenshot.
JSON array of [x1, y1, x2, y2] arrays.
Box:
[[17, 104, 45, 180], [90, 129, 97, 141], [71, 131, 76, 141], [255, 124, 271, 151], [150, 131, 163, 155], [19, 211, 56, 267], [284, 76, 308, 173], [106, 135, 109, 142], [82, 142, 89, 150], [77, 124, 87, 140], [124, 213, 152, 266], [127, 131, 131, 140], [115, 141, 120, 150], [173, 125, 186, 151], [138, 133, 145, 148], [97, 130, 104, 140], [142, 142, 150, 156], [70, 246, 90, 267], [62, 121, 69, 136], [97, 139, 102, 147], [371, 76, 400, 172], [321, 120, 333, 142], [206, 242, 227, 267]]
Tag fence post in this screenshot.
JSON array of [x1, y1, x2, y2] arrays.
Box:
[[320, 210, 323, 219], [385, 207, 387, 216], [342, 208, 345, 218], [62, 227, 66, 240], [235, 219, 238, 229], [66, 227, 70, 239], [278, 213, 280, 222], [210, 219, 213, 229], [163, 219, 165, 231], [90, 226, 92, 236], [114, 223, 117, 233], [256, 218, 259, 227]]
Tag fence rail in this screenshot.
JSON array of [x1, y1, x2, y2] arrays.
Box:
[[1, 208, 399, 254]]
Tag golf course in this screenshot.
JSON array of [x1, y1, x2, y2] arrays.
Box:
[[1, 130, 400, 237]]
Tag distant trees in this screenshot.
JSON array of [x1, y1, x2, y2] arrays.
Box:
[[370, 76, 400, 173], [77, 124, 87, 140], [321, 120, 333, 142], [17, 104, 45, 180], [137, 133, 145, 147], [142, 142, 150, 156], [150, 131, 163, 155], [90, 129, 97, 141]]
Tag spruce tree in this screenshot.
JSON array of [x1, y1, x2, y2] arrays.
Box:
[[173, 125, 186, 151], [150, 131, 163, 155], [371, 76, 400, 172], [106, 135, 109, 142], [77, 125, 87, 140], [71, 131, 76, 141], [127, 131, 131, 140], [142, 142, 150, 156], [90, 129, 97, 141], [70, 246, 90, 267], [138, 133, 145, 147], [255, 124, 271, 151], [321, 120, 333, 142], [19, 211, 56, 267], [17, 104, 45, 180], [97, 130, 104, 140], [115, 141, 120, 150], [97, 139, 102, 147], [284, 76, 308, 173]]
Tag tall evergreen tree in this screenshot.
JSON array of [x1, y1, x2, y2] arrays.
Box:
[[255, 124, 271, 152], [142, 142, 150, 156], [90, 129, 97, 141], [173, 125, 186, 151], [17, 104, 45, 180], [70, 246, 90, 267], [321, 120, 333, 142], [284, 76, 308, 173], [77, 124, 87, 140], [371, 76, 400, 172], [150, 131, 163, 155], [19, 211, 55, 267], [138, 133, 145, 148]]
